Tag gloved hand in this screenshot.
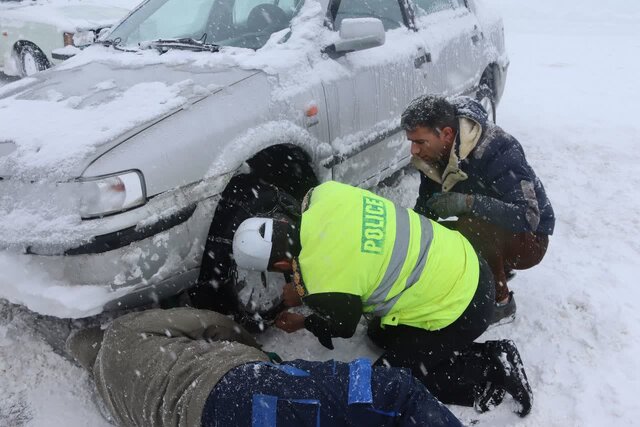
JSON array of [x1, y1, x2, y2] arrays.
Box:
[[425, 192, 474, 218], [266, 352, 283, 363], [275, 311, 305, 333]]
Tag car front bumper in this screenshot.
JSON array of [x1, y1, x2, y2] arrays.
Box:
[[0, 174, 229, 316]]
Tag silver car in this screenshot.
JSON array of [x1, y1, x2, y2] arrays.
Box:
[[0, 0, 507, 321]]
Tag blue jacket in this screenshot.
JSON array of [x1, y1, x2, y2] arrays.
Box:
[[414, 97, 555, 235], [203, 359, 462, 427]]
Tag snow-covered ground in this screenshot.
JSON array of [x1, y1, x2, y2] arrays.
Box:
[[2, 0, 640, 425], [0, 74, 18, 87]]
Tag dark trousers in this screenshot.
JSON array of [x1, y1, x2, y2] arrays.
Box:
[[204, 359, 462, 427], [447, 217, 549, 301], [369, 257, 496, 406]]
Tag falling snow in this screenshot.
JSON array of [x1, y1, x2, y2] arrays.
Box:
[[1, 0, 639, 425]]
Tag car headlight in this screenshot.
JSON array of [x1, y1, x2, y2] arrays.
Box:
[[63, 31, 96, 47], [79, 170, 146, 219]]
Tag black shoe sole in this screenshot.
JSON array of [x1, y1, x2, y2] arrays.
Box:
[[474, 382, 506, 413], [488, 340, 533, 417]]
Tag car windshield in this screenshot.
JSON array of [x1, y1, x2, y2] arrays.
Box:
[[107, 0, 303, 50]]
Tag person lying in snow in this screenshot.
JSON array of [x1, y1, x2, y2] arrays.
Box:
[[402, 95, 555, 325], [233, 181, 533, 417], [65, 307, 462, 427]]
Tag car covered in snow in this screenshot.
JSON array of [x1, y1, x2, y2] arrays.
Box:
[[0, 0, 508, 321], [0, 0, 138, 77]]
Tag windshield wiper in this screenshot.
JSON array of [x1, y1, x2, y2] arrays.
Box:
[[100, 37, 121, 47], [98, 37, 137, 52], [142, 38, 220, 53]]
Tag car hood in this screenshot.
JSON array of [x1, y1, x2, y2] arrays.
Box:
[[0, 58, 259, 180]]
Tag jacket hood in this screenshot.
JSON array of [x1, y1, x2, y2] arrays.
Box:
[[0, 56, 258, 181], [450, 96, 489, 129]]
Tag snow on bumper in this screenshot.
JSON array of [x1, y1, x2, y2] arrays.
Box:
[[0, 175, 229, 317]]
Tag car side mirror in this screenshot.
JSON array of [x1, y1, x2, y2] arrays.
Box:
[[326, 18, 385, 54], [97, 27, 112, 41]]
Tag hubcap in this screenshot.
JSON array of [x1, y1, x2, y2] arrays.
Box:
[[22, 52, 39, 76], [235, 269, 285, 315]]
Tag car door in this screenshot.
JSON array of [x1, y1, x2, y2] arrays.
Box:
[[411, 0, 483, 96], [322, 0, 428, 187]]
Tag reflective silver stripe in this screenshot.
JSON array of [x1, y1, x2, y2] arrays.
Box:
[[369, 211, 434, 317], [371, 293, 401, 317], [404, 215, 433, 290], [366, 206, 410, 306]]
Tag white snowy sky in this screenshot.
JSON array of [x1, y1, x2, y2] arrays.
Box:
[[1, 0, 640, 425]]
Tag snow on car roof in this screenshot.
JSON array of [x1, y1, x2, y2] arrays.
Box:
[[0, 0, 139, 32]]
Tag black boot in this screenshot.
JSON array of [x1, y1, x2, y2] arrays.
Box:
[[463, 343, 507, 413], [485, 339, 533, 417], [474, 382, 506, 413], [489, 291, 517, 327]]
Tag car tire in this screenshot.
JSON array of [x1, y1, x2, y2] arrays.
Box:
[[187, 173, 302, 332], [16, 44, 50, 77], [476, 78, 497, 123]]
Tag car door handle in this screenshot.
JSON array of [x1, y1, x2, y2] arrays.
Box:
[[414, 52, 432, 68], [471, 25, 484, 44]]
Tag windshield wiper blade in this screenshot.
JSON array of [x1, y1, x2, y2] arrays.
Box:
[[99, 37, 138, 52], [143, 38, 220, 53], [100, 37, 122, 47]]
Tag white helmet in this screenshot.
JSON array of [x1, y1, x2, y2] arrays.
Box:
[[233, 217, 274, 271]]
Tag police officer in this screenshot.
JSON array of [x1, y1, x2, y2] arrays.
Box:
[[233, 181, 533, 416]]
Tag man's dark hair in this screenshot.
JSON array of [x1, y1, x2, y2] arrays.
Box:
[[401, 95, 458, 133], [269, 216, 301, 265]]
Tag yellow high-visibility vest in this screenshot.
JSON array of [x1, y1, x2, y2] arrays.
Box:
[[297, 181, 479, 330]]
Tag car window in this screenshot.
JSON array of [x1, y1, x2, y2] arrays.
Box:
[[234, 0, 267, 23], [123, 0, 214, 44], [234, 0, 298, 23], [334, 0, 405, 31], [109, 0, 301, 50], [277, 0, 299, 11], [414, 0, 453, 15]]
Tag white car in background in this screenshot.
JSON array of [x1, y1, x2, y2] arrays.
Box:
[[0, 0, 139, 77]]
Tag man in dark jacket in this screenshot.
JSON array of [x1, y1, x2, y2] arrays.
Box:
[[401, 95, 555, 324], [65, 307, 463, 427]]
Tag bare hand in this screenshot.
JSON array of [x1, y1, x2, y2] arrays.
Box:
[[282, 282, 303, 307], [275, 311, 305, 333]]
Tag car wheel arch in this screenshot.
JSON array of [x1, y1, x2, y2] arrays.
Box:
[[184, 142, 320, 324], [244, 143, 320, 200], [482, 63, 507, 102], [208, 121, 332, 191], [13, 40, 51, 76], [477, 64, 501, 123]]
